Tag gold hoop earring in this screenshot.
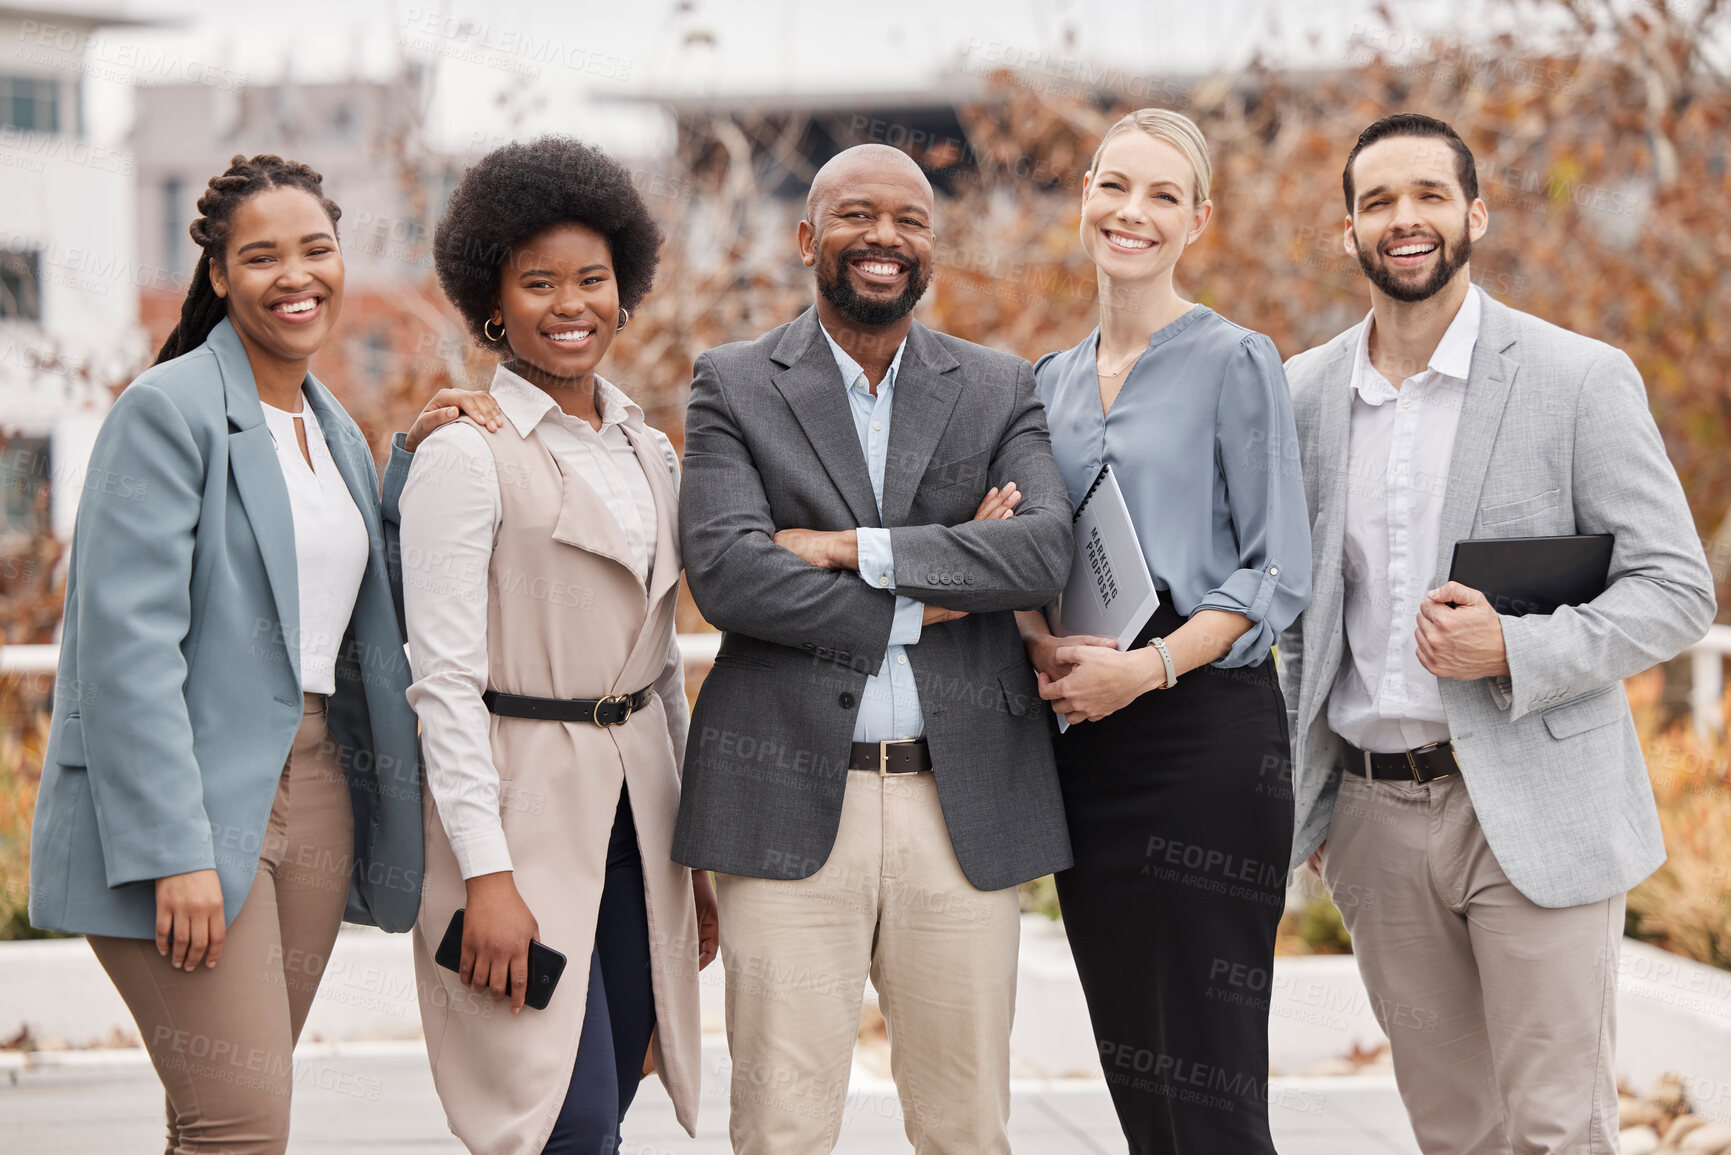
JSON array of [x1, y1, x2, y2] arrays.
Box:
[[616, 307, 629, 331], [483, 317, 505, 343]]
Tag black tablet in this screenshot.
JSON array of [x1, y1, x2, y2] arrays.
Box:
[[1447, 534, 1614, 617]]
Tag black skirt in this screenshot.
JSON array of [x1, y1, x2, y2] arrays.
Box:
[[1052, 600, 1293, 1155]]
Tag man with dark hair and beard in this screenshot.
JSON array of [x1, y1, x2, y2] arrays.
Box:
[[1280, 114, 1714, 1152], [673, 143, 1075, 1153]]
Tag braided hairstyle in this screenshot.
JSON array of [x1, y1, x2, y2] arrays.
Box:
[[153, 154, 343, 365]]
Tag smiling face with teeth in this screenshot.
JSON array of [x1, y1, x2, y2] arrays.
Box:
[[1079, 131, 1211, 287], [489, 222, 622, 408], [1345, 135, 1488, 305], [208, 186, 344, 389], [799, 145, 935, 338]]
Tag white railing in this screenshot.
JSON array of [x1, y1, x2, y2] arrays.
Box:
[[1690, 624, 1731, 738], [4, 629, 1728, 736]]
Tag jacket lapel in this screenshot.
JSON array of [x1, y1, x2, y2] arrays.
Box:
[[303, 377, 384, 547], [880, 322, 961, 527], [212, 319, 301, 686], [614, 422, 683, 689], [547, 442, 638, 575], [1436, 296, 1519, 581], [625, 421, 681, 607], [770, 308, 881, 530], [1300, 335, 1358, 723]]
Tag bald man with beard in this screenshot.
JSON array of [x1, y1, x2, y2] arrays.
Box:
[[672, 144, 1075, 1153]]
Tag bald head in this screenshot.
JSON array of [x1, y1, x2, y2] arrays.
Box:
[[805, 144, 933, 224]]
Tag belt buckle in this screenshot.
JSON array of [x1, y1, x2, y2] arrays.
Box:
[[878, 739, 915, 777], [1406, 741, 1453, 784], [594, 693, 634, 727]]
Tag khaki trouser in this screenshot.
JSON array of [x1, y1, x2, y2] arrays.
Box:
[[1323, 769, 1623, 1155], [89, 697, 355, 1155], [717, 769, 1021, 1154]]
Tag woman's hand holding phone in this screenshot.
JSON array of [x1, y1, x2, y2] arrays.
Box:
[[462, 871, 540, 1015]]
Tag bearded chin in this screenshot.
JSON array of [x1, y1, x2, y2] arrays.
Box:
[[1358, 229, 1473, 303], [818, 253, 931, 326]]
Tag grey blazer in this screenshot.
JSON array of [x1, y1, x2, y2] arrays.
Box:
[[29, 318, 424, 939], [672, 308, 1075, 891], [1278, 292, 1716, 908]]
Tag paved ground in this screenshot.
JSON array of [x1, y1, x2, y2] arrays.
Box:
[[2, 1038, 1421, 1154]]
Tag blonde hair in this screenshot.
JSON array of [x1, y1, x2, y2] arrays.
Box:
[[1088, 108, 1212, 206]]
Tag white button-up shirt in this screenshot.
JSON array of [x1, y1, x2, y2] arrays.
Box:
[[1328, 287, 1482, 753], [397, 364, 686, 879]]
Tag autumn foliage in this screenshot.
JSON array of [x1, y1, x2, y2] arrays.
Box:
[[2, 1, 1728, 946]]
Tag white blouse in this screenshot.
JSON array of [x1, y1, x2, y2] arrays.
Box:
[[259, 395, 369, 697], [397, 365, 688, 880]]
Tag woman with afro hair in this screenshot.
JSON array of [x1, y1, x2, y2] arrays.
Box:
[[384, 136, 716, 1154]]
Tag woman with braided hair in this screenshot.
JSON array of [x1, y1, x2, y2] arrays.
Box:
[[29, 153, 482, 1153]]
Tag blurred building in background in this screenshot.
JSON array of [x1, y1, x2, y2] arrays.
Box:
[[0, 1, 154, 541]]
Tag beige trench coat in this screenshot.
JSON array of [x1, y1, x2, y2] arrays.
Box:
[[410, 413, 701, 1155]]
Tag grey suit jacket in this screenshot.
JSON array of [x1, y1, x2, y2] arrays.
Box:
[[672, 308, 1075, 891], [30, 319, 424, 938], [1278, 291, 1716, 908]]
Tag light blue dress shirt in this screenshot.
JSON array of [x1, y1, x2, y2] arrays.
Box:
[[819, 325, 927, 742]]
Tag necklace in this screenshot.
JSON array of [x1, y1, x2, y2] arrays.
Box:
[[1096, 345, 1146, 378]]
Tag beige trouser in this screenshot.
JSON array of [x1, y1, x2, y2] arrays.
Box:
[[1323, 769, 1622, 1155], [716, 769, 1021, 1155], [89, 697, 355, 1155]]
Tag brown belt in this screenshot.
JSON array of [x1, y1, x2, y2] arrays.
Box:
[[848, 739, 932, 775], [1344, 739, 1460, 783]]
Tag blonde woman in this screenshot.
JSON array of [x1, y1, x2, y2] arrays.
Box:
[[1017, 110, 1311, 1153]]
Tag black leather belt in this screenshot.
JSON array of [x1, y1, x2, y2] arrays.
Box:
[[1345, 739, 1460, 783], [482, 687, 653, 727], [849, 739, 932, 775]]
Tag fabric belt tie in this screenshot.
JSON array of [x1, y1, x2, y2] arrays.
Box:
[[1344, 739, 1460, 783], [848, 739, 932, 775], [482, 687, 654, 727]]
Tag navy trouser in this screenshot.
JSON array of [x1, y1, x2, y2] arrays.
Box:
[[542, 787, 657, 1155]]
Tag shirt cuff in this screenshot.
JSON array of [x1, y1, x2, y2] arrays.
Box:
[[889, 596, 924, 646], [449, 828, 515, 881], [856, 527, 897, 591]]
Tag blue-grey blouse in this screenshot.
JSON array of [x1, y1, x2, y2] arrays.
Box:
[[1034, 305, 1312, 668]]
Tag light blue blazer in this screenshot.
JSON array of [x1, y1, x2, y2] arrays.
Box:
[[29, 318, 424, 938]]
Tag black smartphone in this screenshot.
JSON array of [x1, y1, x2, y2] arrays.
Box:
[[434, 908, 568, 1011]]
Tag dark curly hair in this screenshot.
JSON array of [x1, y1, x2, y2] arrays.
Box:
[[434, 137, 663, 352], [154, 154, 341, 365]]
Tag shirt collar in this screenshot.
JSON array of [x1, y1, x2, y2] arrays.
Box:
[[489, 362, 645, 437], [1351, 284, 1483, 405], [819, 322, 908, 395]]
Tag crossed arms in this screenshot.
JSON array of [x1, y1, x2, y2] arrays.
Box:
[[678, 351, 1074, 668]]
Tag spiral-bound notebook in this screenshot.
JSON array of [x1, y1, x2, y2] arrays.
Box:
[[1048, 464, 1160, 651]]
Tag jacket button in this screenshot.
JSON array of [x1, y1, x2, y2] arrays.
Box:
[[927, 573, 938, 583], [839, 692, 856, 709]]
